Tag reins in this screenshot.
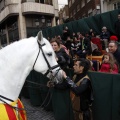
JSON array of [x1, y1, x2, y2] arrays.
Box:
[[0, 39, 61, 117]]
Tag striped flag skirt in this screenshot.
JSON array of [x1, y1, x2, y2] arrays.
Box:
[[0, 99, 27, 120]]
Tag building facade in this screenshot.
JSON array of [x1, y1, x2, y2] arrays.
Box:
[[68, 0, 100, 20], [59, 5, 69, 24], [0, 0, 59, 47], [68, 0, 120, 20], [101, 0, 120, 13]]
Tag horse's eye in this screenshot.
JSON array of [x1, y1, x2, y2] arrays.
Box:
[[47, 52, 52, 56]]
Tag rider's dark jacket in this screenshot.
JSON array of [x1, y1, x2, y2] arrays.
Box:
[[66, 73, 91, 111]]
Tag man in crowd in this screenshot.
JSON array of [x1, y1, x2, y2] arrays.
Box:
[[100, 26, 110, 50], [115, 13, 120, 42], [77, 33, 92, 58], [108, 41, 120, 65]]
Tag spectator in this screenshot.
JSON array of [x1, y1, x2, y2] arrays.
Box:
[[85, 32, 91, 40], [65, 36, 72, 51], [115, 13, 120, 42], [110, 35, 118, 42], [62, 58, 92, 120], [77, 33, 92, 58], [62, 26, 70, 42], [48, 40, 74, 120], [71, 37, 80, 58], [89, 29, 93, 37], [91, 32, 102, 55], [100, 26, 110, 50], [108, 41, 120, 65], [57, 35, 65, 45], [50, 39, 70, 69], [77, 32, 81, 40], [99, 52, 118, 74]]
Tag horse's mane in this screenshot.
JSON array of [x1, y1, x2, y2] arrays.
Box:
[[0, 37, 34, 55], [0, 37, 36, 67], [0, 37, 54, 69]]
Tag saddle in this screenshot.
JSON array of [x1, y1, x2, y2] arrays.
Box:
[[0, 99, 27, 120]]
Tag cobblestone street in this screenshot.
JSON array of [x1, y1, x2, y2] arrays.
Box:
[[22, 97, 55, 120]]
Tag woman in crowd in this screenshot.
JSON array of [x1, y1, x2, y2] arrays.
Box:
[[50, 39, 70, 69], [49, 39, 74, 120]]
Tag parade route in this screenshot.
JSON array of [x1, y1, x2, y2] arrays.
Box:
[[22, 97, 55, 120]]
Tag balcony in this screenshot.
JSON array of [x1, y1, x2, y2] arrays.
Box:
[[0, 2, 55, 23], [22, 2, 54, 15], [0, 4, 19, 22]]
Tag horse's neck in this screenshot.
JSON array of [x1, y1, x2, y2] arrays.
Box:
[[0, 37, 38, 103]]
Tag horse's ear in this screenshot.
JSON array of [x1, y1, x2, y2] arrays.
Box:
[[37, 31, 43, 44]]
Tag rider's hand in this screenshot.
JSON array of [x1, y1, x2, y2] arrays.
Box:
[[62, 70, 67, 79], [47, 81, 54, 87]]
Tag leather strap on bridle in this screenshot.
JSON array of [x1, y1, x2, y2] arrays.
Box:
[[0, 95, 14, 102]]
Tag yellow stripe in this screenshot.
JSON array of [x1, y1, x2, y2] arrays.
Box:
[[0, 99, 26, 120], [0, 103, 9, 120], [11, 99, 26, 120]]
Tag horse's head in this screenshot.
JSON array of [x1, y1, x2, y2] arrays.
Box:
[[33, 31, 63, 84]]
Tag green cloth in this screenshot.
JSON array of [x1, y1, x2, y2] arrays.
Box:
[[51, 68, 74, 120], [37, 9, 120, 38], [24, 70, 120, 120], [26, 70, 52, 109], [23, 69, 74, 120], [52, 88, 74, 120], [88, 71, 120, 120]]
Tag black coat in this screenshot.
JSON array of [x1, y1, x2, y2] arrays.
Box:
[[113, 47, 120, 65], [115, 20, 120, 36], [55, 48, 70, 69], [79, 38, 92, 55]]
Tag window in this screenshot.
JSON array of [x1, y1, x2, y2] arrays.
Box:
[[113, 2, 120, 9], [88, 9, 92, 17], [0, 0, 5, 11], [77, 4, 80, 12], [87, 0, 90, 3], [81, 0, 85, 8], [73, 9, 76, 15], [72, 0, 75, 4], [70, 12, 72, 18], [27, 0, 35, 2], [82, 14, 85, 18], [69, 0, 71, 7]]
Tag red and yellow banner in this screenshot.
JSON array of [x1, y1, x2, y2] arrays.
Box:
[[0, 99, 27, 120]]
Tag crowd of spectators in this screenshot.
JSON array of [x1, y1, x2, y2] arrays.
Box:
[[46, 13, 120, 72], [46, 13, 120, 120]]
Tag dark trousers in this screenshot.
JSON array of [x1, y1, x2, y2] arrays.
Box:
[[83, 109, 91, 120]]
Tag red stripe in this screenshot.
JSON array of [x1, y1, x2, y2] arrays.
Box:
[[4, 104, 17, 120], [18, 99, 26, 120]]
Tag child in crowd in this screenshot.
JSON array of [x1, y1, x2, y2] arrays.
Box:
[[99, 52, 119, 74]]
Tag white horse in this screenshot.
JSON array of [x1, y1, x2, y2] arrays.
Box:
[[0, 31, 63, 119]]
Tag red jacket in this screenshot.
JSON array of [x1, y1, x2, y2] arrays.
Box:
[[91, 37, 102, 52], [99, 63, 118, 74]]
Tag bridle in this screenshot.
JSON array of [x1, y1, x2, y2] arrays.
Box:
[[32, 40, 61, 81]]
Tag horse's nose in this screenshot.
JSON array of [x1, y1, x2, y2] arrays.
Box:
[[55, 70, 63, 84]]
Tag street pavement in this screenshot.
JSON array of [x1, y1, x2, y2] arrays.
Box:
[[22, 97, 55, 120]]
